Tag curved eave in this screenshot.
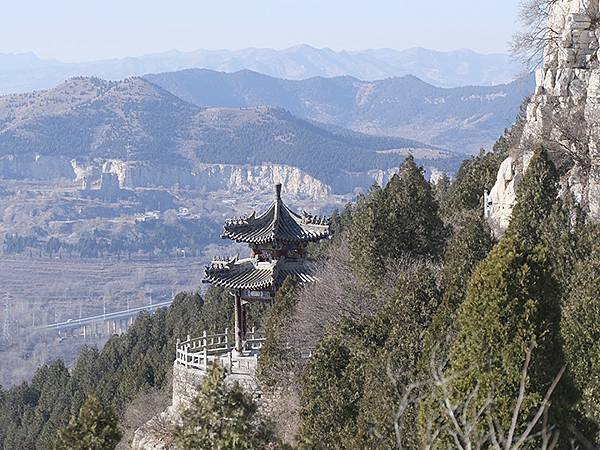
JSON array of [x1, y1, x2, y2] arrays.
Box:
[[277, 269, 319, 284], [203, 258, 321, 290], [203, 269, 274, 291], [222, 203, 330, 245], [221, 229, 330, 245]]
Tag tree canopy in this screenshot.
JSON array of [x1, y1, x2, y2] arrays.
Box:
[[54, 395, 121, 450], [175, 366, 281, 450]]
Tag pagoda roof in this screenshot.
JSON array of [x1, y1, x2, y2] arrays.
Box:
[[222, 184, 330, 245], [203, 256, 319, 291]]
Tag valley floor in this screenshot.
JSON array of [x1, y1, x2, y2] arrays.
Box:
[[0, 255, 206, 387]]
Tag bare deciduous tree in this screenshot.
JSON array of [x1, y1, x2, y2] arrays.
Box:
[[545, 104, 594, 173], [512, 0, 562, 70], [386, 342, 595, 450], [117, 386, 174, 450], [512, 0, 600, 71], [286, 236, 440, 359], [285, 237, 376, 352]]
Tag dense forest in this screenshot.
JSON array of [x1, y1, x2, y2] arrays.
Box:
[[1, 127, 599, 449]]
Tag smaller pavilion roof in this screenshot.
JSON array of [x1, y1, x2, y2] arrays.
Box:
[[221, 184, 330, 245], [203, 255, 319, 291]]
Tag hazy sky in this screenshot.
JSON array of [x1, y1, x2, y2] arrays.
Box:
[[1, 0, 523, 62]]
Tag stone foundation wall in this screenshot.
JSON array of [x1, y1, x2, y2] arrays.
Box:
[[132, 362, 266, 449]]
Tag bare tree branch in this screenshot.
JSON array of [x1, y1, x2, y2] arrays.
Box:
[[388, 340, 583, 450]]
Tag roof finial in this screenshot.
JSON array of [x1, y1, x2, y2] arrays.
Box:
[[275, 183, 282, 201]]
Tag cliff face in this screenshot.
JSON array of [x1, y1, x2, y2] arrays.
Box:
[[1, 153, 418, 200], [489, 0, 600, 231], [108, 161, 333, 200]]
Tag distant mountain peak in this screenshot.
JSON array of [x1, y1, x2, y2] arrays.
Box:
[[0, 46, 522, 95], [144, 68, 535, 155]]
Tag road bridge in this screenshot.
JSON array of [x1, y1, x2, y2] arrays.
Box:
[[44, 300, 173, 338]]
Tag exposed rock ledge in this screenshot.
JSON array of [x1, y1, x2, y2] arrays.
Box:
[[489, 0, 600, 233], [0, 154, 331, 199], [0, 154, 405, 199]]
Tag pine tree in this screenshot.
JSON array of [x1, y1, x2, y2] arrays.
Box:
[[506, 146, 559, 245], [384, 155, 445, 259], [539, 193, 584, 294], [561, 225, 600, 445], [174, 366, 278, 450], [440, 142, 508, 219], [298, 329, 360, 449], [298, 264, 440, 449], [356, 264, 441, 449], [308, 203, 353, 259], [418, 212, 494, 429], [432, 172, 451, 207], [349, 157, 446, 284], [447, 235, 566, 436], [54, 394, 121, 450], [349, 184, 387, 283], [257, 277, 298, 387]]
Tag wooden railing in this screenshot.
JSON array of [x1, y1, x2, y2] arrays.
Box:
[[175, 327, 266, 374]]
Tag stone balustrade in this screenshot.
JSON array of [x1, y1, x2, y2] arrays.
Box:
[[175, 327, 265, 375]]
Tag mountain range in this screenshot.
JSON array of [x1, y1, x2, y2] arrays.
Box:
[[145, 69, 535, 154], [0, 76, 460, 194], [0, 45, 523, 95]]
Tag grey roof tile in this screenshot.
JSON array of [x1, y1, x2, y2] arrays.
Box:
[[222, 184, 330, 245], [203, 256, 319, 290]]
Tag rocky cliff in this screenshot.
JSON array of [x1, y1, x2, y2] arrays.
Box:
[[1, 152, 419, 200], [489, 0, 600, 231], [0, 153, 332, 200]]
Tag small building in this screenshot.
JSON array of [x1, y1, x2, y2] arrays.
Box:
[[203, 183, 330, 354], [136, 184, 331, 448]]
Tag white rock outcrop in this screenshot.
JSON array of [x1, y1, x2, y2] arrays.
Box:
[[1, 154, 417, 200], [489, 0, 600, 232]]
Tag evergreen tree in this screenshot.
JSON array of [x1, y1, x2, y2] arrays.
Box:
[[257, 277, 298, 387], [307, 203, 353, 259], [197, 287, 235, 333], [298, 330, 360, 449], [440, 140, 508, 219], [0, 290, 210, 450], [174, 366, 278, 450], [356, 264, 441, 449], [561, 225, 600, 445], [447, 235, 566, 437], [349, 156, 445, 284], [29, 361, 76, 449], [422, 212, 494, 359], [506, 146, 559, 245], [349, 184, 387, 283], [432, 172, 451, 207], [384, 155, 445, 260], [299, 264, 440, 449], [54, 394, 121, 450], [539, 193, 584, 294]]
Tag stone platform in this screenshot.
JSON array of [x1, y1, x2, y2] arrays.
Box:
[[132, 330, 266, 449]]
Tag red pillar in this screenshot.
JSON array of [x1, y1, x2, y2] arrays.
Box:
[[234, 290, 243, 354]]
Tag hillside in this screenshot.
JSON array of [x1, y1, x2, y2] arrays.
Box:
[[145, 69, 535, 154], [0, 76, 459, 193], [0, 46, 522, 95], [3, 145, 599, 449]]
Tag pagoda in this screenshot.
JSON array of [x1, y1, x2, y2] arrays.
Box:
[[203, 183, 330, 353]]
